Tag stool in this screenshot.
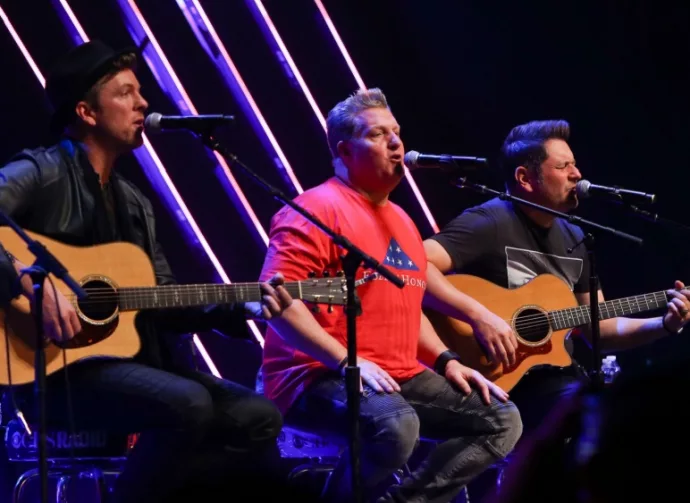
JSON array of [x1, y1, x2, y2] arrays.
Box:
[[278, 423, 345, 496], [13, 464, 117, 503], [5, 419, 138, 503]]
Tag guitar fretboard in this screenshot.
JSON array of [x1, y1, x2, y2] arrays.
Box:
[[117, 283, 305, 311], [548, 291, 668, 330]]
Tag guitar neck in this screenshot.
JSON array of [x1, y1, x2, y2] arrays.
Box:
[[117, 282, 300, 311], [550, 290, 669, 330]]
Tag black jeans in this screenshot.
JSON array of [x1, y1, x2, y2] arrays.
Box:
[[465, 365, 588, 502], [9, 359, 283, 503], [508, 365, 589, 435], [286, 369, 523, 503]]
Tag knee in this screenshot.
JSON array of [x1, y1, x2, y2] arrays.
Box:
[[177, 382, 215, 431], [233, 394, 283, 444], [366, 411, 420, 469], [486, 400, 523, 459]]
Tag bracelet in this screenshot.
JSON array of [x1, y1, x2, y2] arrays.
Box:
[[433, 350, 461, 376], [662, 316, 684, 335], [337, 356, 348, 373]]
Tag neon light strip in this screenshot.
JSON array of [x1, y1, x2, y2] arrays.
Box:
[[176, 0, 304, 194], [313, 0, 439, 233], [0, 8, 45, 86], [312, 0, 366, 91], [49, 0, 263, 363], [117, 0, 269, 246], [246, 0, 326, 131]]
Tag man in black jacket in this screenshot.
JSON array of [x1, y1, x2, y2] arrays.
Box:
[[0, 40, 292, 502]]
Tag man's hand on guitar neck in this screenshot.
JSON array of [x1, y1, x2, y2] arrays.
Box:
[[663, 280, 690, 333], [13, 259, 81, 342], [244, 272, 293, 321]]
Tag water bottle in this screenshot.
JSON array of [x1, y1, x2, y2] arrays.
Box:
[[601, 355, 621, 384], [255, 367, 264, 395]]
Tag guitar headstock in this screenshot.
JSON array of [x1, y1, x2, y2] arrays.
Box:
[[300, 271, 351, 313]]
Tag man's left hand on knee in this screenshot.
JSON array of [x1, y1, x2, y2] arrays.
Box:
[[444, 361, 509, 405]]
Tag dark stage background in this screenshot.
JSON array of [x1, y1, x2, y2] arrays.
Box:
[[1, 0, 688, 386]]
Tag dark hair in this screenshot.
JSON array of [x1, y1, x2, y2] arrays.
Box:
[[68, 52, 138, 128], [500, 120, 570, 187]]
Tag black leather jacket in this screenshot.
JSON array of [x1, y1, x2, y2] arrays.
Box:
[[0, 138, 249, 368]]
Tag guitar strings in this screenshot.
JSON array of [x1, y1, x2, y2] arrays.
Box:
[[55, 282, 667, 333], [58, 288, 665, 316], [54, 291, 666, 336]]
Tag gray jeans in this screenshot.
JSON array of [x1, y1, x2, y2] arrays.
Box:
[[286, 368, 522, 503]]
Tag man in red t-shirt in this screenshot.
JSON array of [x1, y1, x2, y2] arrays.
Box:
[[260, 88, 522, 502]]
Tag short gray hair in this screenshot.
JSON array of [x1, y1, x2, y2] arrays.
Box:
[[326, 88, 389, 158]]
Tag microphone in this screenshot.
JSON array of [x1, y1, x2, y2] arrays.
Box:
[[576, 179, 656, 204], [404, 150, 487, 171], [144, 113, 235, 133]]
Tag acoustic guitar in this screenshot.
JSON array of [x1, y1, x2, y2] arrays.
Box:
[[425, 273, 673, 391], [0, 228, 350, 386]]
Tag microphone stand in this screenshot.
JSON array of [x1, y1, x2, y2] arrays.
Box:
[[195, 129, 404, 503], [0, 211, 87, 503], [611, 198, 690, 236], [453, 177, 643, 390]]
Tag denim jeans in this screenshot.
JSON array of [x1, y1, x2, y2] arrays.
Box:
[[9, 359, 284, 503], [285, 368, 522, 503]]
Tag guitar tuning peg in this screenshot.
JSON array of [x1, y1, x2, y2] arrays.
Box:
[[308, 271, 316, 278], [323, 270, 330, 277], [336, 270, 344, 277], [328, 304, 334, 313], [311, 305, 321, 314]]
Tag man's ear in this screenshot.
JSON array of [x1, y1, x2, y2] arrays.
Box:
[[515, 165, 534, 193], [74, 101, 98, 127], [336, 140, 351, 160]]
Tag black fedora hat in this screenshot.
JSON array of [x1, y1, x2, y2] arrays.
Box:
[[45, 40, 138, 134]]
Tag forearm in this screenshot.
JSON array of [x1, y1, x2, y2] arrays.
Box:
[[267, 300, 347, 369], [417, 312, 449, 368], [423, 262, 489, 323], [594, 317, 668, 351]]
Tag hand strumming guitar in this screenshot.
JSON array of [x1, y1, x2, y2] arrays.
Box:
[[13, 258, 81, 342], [469, 306, 519, 368]]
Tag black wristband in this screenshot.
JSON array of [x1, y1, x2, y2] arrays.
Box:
[[433, 350, 461, 376], [662, 316, 684, 335], [337, 356, 348, 372]]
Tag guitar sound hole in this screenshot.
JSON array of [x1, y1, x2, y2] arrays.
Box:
[[514, 308, 550, 344], [78, 280, 118, 322]]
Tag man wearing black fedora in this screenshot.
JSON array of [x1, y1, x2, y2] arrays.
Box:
[[0, 40, 294, 502]]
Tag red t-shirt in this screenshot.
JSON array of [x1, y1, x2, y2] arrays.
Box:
[[260, 177, 427, 414]]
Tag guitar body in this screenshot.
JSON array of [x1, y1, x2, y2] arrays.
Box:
[[0, 227, 155, 386], [425, 274, 579, 391]]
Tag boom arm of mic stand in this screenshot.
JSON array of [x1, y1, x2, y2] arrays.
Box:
[[617, 201, 690, 235], [198, 132, 404, 288], [454, 177, 644, 246], [0, 211, 88, 299]]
